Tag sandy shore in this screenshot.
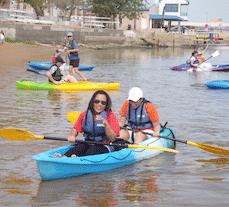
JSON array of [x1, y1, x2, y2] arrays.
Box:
[[0, 43, 56, 71], [0, 42, 90, 75]]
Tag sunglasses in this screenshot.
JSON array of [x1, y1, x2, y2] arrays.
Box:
[[67, 36, 72, 37], [94, 99, 107, 105]]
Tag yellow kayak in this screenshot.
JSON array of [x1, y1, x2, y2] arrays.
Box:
[[16, 81, 120, 91]]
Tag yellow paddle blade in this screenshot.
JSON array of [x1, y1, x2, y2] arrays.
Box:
[[128, 144, 179, 153], [187, 141, 229, 156], [68, 111, 81, 123], [0, 128, 37, 141]]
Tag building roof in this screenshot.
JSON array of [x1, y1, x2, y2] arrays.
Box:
[[149, 14, 184, 21]]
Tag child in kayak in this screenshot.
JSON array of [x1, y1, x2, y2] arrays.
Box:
[[46, 57, 78, 85], [52, 49, 64, 63], [190, 51, 199, 67], [196, 51, 212, 71]]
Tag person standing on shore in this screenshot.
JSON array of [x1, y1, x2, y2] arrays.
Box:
[[64, 32, 87, 81], [0, 30, 5, 45]]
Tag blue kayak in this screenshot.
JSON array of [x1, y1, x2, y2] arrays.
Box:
[[32, 128, 176, 180], [28, 62, 95, 71], [206, 80, 229, 89]]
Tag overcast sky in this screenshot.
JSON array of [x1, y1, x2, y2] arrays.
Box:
[[146, 0, 229, 23]]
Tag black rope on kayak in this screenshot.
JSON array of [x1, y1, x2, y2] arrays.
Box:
[[79, 138, 161, 163], [80, 150, 133, 163]]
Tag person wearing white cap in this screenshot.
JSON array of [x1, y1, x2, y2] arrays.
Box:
[[64, 32, 87, 81], [119, 87, 161, 144]]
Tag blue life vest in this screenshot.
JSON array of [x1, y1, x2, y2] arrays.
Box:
[[82, 110, 114, 152], [126, 99, 153, 130], [190, 56, 199, 64], [83, 110, 109, 142]]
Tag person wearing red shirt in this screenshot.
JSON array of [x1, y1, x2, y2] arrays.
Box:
[[55, 90, 120, 157], [119, 87, 160, 144]]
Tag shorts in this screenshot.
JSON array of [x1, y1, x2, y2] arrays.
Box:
[[60, 79, 66, 83], [70, 59, 80, 67], [124, 128, 154, 143]]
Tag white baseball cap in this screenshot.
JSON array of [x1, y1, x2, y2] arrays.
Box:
[[67, 32, 73, 37], [128, 87, 143, 102]]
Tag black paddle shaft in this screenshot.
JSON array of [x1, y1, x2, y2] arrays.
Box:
[[44, 136, 68, 141], [43, 136, 129, 147]]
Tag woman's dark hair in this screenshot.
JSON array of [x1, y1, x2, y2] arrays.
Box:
[[84, 90, 112, 123], [87, 90, 112, 113], [192, 50, 198, 56]]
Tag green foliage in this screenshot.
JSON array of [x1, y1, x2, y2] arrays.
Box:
[[88, 0, 147, 19], [53, 0, 85, 21], [22, 0, 48, 18], [0, 0, 8, 7], [123, 0, 148, 20], [88, 0, 122, 18], [5, 37, 36, 45]]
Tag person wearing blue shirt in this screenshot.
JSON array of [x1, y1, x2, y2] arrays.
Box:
[[65, 32, 88, 81]]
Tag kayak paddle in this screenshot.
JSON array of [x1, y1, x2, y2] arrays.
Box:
[[0, 128, 179, 153], [27, 69, 46, 76], [67, 111, 81, 124], [121, 127, 229, 156], [203, 50, 219, 62]]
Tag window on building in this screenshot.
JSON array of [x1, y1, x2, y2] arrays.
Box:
[[165, 4, 178, 12], [180, 5, 188, 16]]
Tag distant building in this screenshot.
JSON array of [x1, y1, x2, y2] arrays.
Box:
[[117, 0, 189, 31]]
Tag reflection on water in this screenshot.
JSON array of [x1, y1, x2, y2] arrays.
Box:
[[196, 158, 229, 182], [196, 158, 229, 165], [29, 153, 172, 207], [1, 47, 229, 206], [28, 152, 176, 206]]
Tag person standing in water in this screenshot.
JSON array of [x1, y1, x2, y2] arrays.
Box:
[[64, 32, 88, 81]]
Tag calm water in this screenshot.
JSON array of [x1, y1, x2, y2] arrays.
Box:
[[1, 46, 229, 207]]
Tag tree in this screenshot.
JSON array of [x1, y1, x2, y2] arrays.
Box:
[[53, 0, 85, 21], [22, 0, 48, 19], [88, 0, 124, 29], [122, 0, 148, 30], [88, 0, 147, 30], [0, 0, 9, 8]]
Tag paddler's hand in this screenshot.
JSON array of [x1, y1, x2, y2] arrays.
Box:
[[64, 50, 70, 55], [68, 135, 77, 143], [54, 81, 60, 85], [95, 115, 108, 126], [153, 131, 160, 137]]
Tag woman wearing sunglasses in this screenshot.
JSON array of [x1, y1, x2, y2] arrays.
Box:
[[119, 87, 161, 144], [55, 90, 120, 157]]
